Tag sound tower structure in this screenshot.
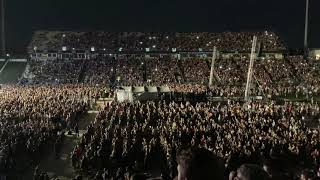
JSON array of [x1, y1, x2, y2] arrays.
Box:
[[245, 36, 258, 102], [304, 0, 310, 59], [209, 46, 217, 87], [1, 0, 5, 57]]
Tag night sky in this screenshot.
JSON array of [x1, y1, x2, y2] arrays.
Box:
[[3, 0, 320, 54]]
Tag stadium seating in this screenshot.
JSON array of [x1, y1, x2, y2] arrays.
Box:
[[3, 31, 320, 180], [29, 31, 287, 52]]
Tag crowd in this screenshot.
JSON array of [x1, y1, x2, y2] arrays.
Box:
[[23, 53, 320, 105], [70, 100, 320, 179], [28, 59, 84, 84], [182, 58, 209, 84], [0, 85, 99, 176], [84, 56, 115, 85], [29, 31, 286, 52], [19, 30, 320, 180], [23, 54, 320, 102], [60, 32, 119, 51], [214, 57, 247, 85], [146, 57, 181, 86], [116, 57, 145, 86]]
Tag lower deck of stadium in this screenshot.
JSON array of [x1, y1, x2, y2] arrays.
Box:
[[0, 51, 320, 180]]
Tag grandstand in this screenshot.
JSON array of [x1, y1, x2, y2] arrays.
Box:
[[28, 31, 287, 52], [1, 31, 320, 180]]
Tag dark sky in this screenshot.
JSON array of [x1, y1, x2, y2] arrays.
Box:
[[3, 0, 320, 54]]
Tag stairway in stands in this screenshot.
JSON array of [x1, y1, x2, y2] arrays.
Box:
[[260, 63, 274, 82], [24, 109, 99, 180], [177, 59, 186, 83], [77, 59, 87, 83], [284, 57, 303, 83]]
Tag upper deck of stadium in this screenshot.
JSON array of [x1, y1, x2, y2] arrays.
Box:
[[28, 31, 287, 53]]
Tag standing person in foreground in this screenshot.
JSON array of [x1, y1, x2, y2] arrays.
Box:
[[176, 148, 225, 180]]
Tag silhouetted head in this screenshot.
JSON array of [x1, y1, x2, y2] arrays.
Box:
[[177, 147, 224, 180]]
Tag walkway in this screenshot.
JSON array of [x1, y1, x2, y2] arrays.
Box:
[[25, 112, 98, 180]]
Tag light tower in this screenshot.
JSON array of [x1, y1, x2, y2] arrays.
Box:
[[209, 46, 217, 87], [244, 36, 258, 102], [304, 0, 309, 59], [1, 0, 5, 57]]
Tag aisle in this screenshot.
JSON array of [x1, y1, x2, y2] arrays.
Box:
[[25, 112, 98, 180]]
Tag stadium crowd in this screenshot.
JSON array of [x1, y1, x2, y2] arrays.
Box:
[[29, 31, 286, 52], [24, 54, 320, 102], [28, 59, 84, 84], [0, 85, 99, 176], [84, 56, 115, 85], [70, 101, 320, 179], [4, 31, 317, 180], [146, 57, 181, 86], [116, 57, 145, 86]]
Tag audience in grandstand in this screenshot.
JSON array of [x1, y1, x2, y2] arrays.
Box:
[[146, 57, 181, 86], [14, 31, 320, 180], [116, 57, 145, 86], [182, 58, 209, 84], [25, 54, 320, 102], [29, 31, 286, 52], [84, 56, 115, 85], [28, 59, 84, 84]]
